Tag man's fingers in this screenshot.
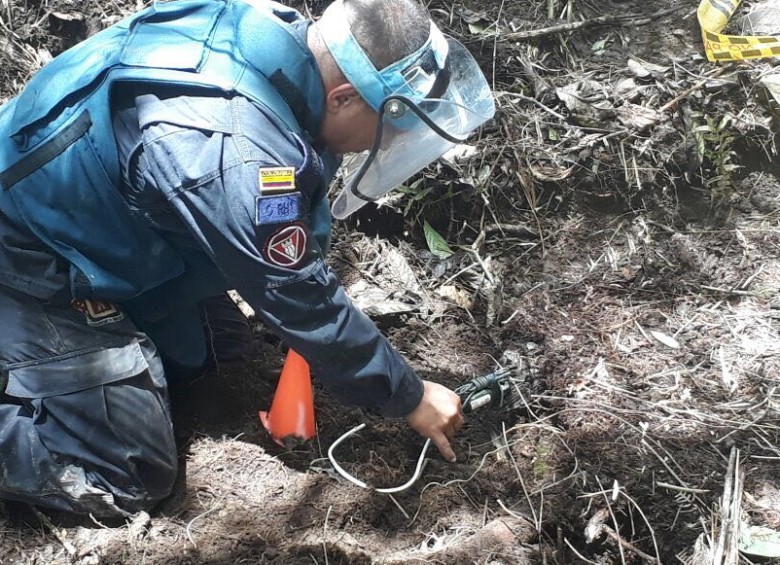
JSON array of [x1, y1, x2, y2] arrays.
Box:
[[443, 426, 455, 441], [406, 380, 465, 463], [431, 433, 456, 463], [454, 411, 465, 430]]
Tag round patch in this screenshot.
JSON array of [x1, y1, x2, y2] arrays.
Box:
[[263, 223, 308, 268]]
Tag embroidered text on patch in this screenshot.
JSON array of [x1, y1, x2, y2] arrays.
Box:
[[256, 193, 302, 225], [258, 166, 296, 193], [263, 223, 308, 268], [71, 299, 125, 327]]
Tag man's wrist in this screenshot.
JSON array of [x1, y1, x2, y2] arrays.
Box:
[[378, 371, 424, 418]]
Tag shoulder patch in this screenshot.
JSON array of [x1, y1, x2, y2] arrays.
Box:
[[262, 223, 308, 269], [71, 299, 125, 327], [258, 166, 296, 193], [256, 193, 302, 225]]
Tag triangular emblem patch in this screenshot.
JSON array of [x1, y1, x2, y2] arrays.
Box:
[[263, 224, 307, 268]]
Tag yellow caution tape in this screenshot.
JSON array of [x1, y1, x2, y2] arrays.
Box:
[[697, 0, 780, 62]]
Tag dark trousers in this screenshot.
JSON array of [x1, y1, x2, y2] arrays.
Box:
[[0, 286, 251, 517], [0, 285, 176, 516]]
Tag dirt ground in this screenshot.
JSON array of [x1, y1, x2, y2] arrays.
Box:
[[1, 0, 780, 563]]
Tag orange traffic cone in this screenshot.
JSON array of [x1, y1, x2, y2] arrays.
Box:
[[259, 348, 316, 447]]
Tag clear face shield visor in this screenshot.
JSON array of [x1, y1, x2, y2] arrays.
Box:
[[319, 1, 496, 219]]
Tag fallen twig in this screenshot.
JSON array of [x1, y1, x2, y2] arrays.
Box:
[[602, 524, 661, 564], [185, 503, 222, 547], [323, 505, 331, 565], [29, 505, 77, 557], [497, 90, 567, 121], [713, 447, 742, 564], [484, 222, 539, 240], [585, 503, 660, 564], [2, 0, 12, 32], [657, 68, 729, 114], [496, 5, 689, 41], [700, 285, 756, 297], [503, 421, 540, 531]]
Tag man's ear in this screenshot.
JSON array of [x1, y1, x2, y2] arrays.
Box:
[[325, 83, 362, 113]]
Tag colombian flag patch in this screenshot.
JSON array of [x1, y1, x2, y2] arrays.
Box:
[[258, 167, 296, 193]]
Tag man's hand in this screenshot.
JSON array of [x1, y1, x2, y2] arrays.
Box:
[[405, 380, 464, 462]]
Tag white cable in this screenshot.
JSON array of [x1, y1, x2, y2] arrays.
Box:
[[327, 423, 370, 489], [375, 438, 431, 494], [327, 423, 432, 493]]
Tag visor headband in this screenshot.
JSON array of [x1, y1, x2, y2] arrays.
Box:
[[318, 0, 449, 112]]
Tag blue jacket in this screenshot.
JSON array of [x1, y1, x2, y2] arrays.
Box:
[[0, 0, 423, 417]]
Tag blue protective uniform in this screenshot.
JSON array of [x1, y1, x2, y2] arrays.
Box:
[[0, 0, 424, 516]]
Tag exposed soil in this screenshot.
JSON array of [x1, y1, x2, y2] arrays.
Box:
[[2, 0, 780, 563]]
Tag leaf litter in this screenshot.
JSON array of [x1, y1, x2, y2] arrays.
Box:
[[2, 0, 780, 563]]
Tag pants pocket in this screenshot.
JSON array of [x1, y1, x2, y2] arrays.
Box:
[[1, 340, 177, 515]]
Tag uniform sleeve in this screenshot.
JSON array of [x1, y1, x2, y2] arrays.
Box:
[[133, 95, 423, 418]]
